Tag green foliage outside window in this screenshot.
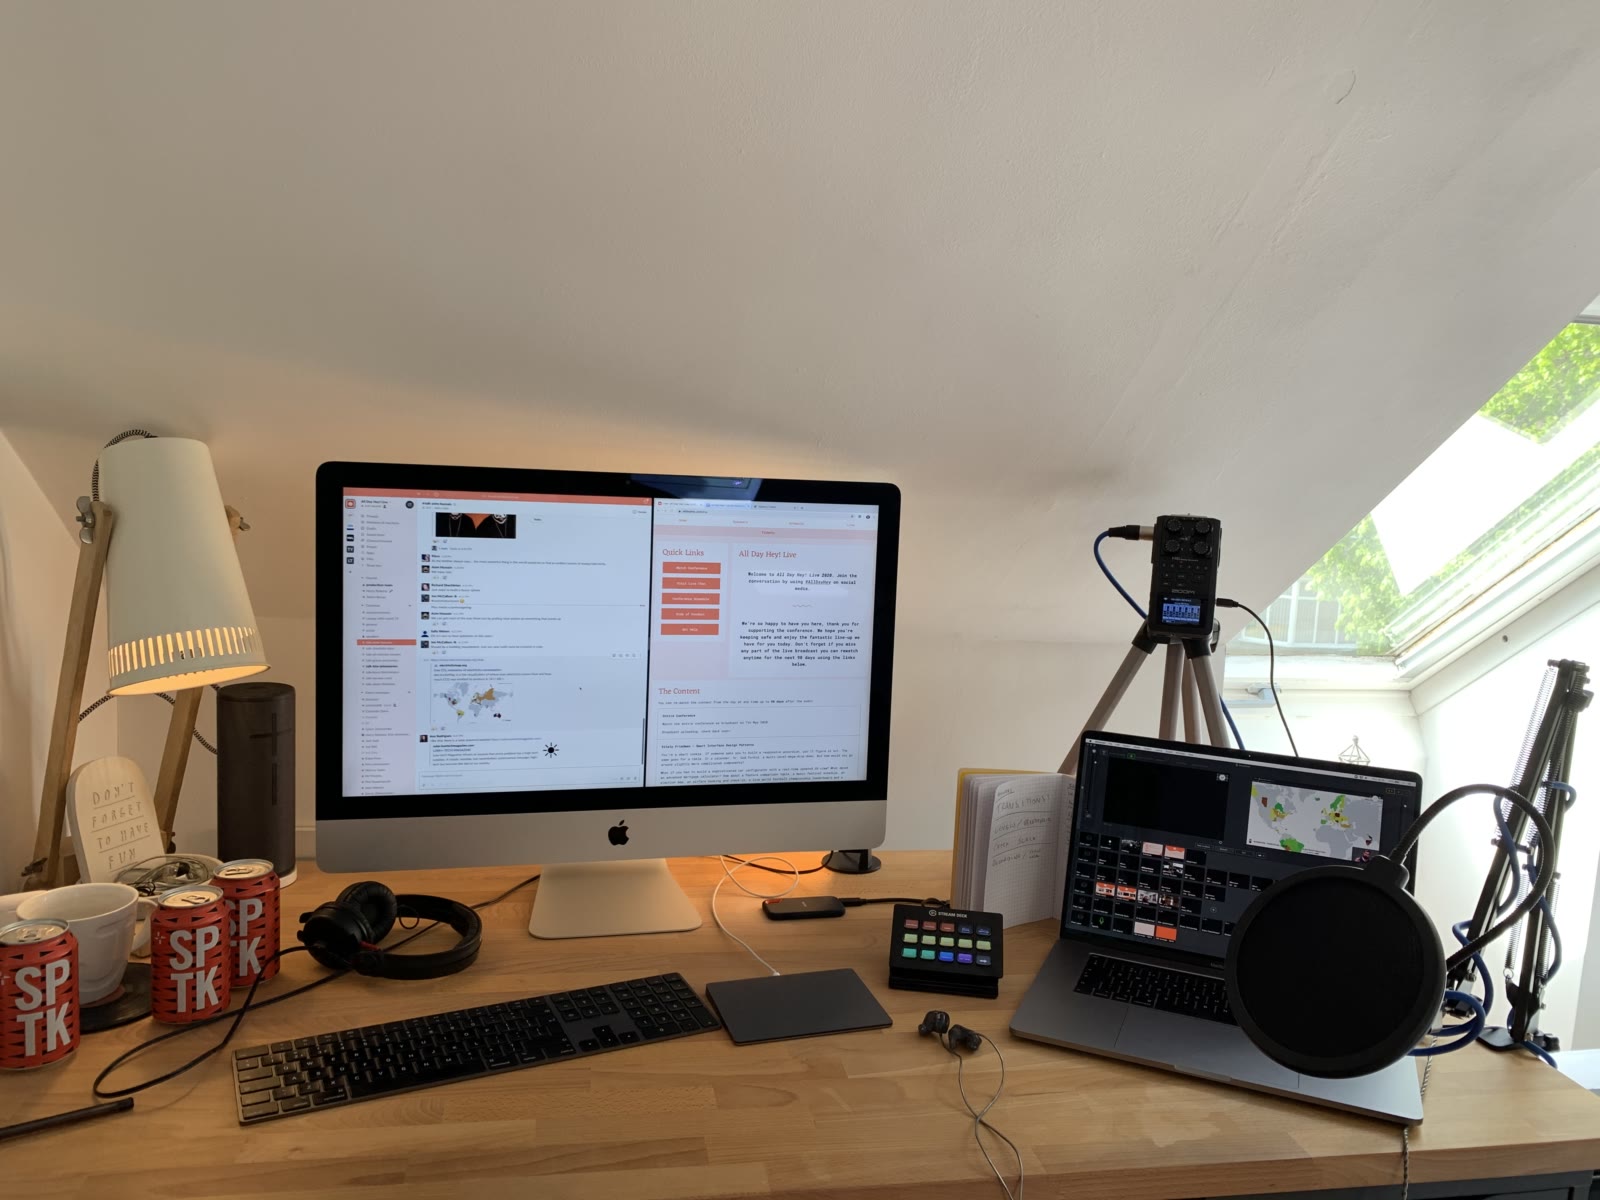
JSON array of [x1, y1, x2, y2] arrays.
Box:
[[1479, 322, 1600, 442], [1302, 517, 1403, 653], [1298, 323, 1600, 653]]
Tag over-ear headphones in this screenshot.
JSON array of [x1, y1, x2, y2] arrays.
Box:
[[298, 881, 482, 979], [1226, 784, 1556, 1078]]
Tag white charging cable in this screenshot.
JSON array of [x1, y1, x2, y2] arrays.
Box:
[[711, 854, 801, 976]]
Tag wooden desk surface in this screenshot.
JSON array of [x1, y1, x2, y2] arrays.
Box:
[[4, 852, 1597, 1199]]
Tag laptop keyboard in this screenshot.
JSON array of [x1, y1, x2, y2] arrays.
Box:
[[1074, 953, 1236, 1025]]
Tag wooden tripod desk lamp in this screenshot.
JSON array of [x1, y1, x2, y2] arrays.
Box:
[[23, 431, 268, 890]]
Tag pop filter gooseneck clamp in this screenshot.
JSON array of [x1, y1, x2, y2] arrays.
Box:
[[1225, 783, 1556, 1079]]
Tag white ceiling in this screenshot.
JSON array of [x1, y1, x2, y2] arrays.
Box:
[[3, 2, 1600, 643]]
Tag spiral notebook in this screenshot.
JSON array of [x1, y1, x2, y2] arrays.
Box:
[[949, 768, 1075, 929]]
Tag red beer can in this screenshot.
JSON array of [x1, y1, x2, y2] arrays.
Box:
[[1, 919, 80, 1069], [151, 885, 232, 1024], [212, 859, 281, 988]]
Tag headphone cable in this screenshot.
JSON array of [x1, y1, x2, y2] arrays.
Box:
[[942, 1030, 1024, 1200], [90, 872, 541, 1101]]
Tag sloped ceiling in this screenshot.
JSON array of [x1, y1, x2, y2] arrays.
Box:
[[2, 2, 1599, 644]]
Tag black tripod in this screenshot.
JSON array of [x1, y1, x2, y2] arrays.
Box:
[[1450, 658, 1590, 1054]]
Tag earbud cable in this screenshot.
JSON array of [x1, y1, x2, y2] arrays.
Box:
[[943, 1030, 1025, 1200]]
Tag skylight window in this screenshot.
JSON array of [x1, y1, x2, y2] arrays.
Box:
[[1232, 308, 1600, 666]]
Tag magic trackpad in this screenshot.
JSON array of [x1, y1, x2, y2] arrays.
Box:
[[1115, 1008, 1300, 1090]]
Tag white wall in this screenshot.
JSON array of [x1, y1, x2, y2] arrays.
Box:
[[1580, 853, 1600, 1048], [887, 633, 1170, 849], [1412, 566, 1600, 1050], [0, 430, 117, 884], [1226, 688, 1424, 777]]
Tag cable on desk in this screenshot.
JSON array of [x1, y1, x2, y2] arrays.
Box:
[[93, 946, 329, 1098], [711, 854, 800, 976], [718, 853, 828, 876], [942, 1029, 1024, 1200], [1399, 1051, 1434, 1200], [840, 896, 949, 907], [90, 872, 542, 1101]]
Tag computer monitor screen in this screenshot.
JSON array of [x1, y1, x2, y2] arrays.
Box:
[[1065, 732, 1421, 962], [316, 463, 899, 898]]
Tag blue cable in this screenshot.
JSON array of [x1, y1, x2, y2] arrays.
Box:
[[1092, 531, 1245, 750], [1411, 989, 1485, 1056], [1537, 897, 1562, 979], [1520, 1040, 1557, 1068], [1447, 921, 1495, 1021], [1093, 531, 1147, 619], [1220, 702, 1246, 752]]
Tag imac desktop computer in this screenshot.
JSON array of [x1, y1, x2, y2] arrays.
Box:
[[315, 462, 900, 938]]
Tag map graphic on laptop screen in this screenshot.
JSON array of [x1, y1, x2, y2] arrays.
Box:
[[1246, 781, 1383, 860]]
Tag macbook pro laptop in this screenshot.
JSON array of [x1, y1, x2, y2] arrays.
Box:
[[1011, 731, 1426, 1123]]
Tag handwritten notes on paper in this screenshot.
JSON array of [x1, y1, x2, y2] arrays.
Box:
[[984, 775, 1075, 926], [951, 769, 1074, 927]]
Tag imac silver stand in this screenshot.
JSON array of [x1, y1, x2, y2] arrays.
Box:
[[1059, 620, 1231, 776], [528, 859, 703, 939]]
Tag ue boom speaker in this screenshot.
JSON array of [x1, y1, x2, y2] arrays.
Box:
[[216, 681, 297, 885], [1224, 855, 1444, 1079]]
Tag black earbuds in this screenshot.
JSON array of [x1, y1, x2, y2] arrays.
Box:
[[918, 1011, 981, 1052], [947, 1024, 982, 1053]]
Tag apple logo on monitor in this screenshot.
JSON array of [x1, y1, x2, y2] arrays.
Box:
[[608, 820, 629, 847]]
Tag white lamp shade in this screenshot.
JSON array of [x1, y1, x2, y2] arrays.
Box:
[[98, 437, 268, 695]]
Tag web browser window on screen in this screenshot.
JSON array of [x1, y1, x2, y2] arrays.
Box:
[[341, 489, 879, 797]]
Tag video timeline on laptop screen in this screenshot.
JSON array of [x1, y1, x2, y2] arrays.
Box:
[[1064, 736, 1419, 960]]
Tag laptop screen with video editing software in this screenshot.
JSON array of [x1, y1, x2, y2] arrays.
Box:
[[1063, 734, 1421, 963]]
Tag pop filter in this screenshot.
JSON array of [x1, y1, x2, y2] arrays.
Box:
[[1224, 784, 1555, 1078]]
